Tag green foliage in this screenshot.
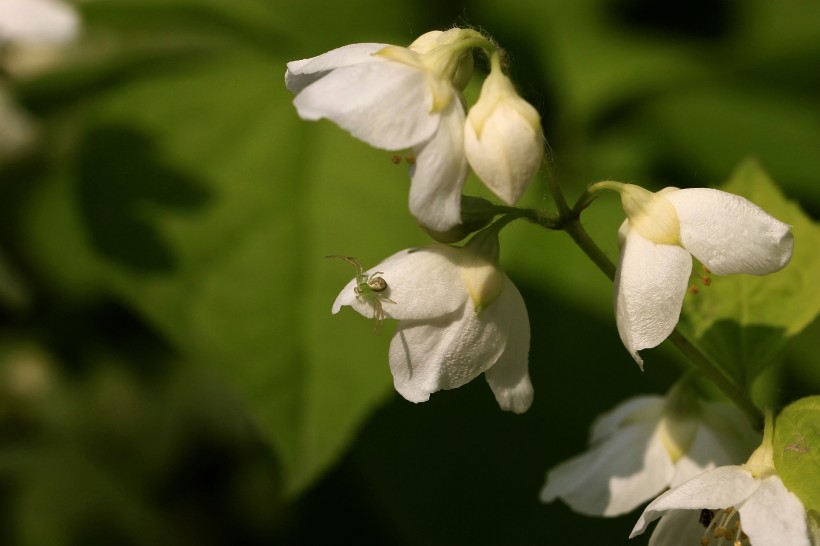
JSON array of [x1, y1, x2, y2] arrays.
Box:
[[774, 396, 820, 514], [679, 159, 820, 386]]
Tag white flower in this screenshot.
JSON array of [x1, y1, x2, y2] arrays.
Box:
[[464, 55, 543, 204], [591, 182, 794, 367], [540, 386, 759, 516], [331, 245, 532, 413], [285, 29, 496, 231], [631, 418, 810, 546], [0, 0, 79, 45]]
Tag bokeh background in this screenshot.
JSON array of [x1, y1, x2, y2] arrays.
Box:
[[1, 0, 819, 544]]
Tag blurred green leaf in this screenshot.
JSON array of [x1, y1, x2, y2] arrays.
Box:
[[16, 36, 428, 495], [637, 86, 820, 207], [474, 0, 712, 128], [679, 159, 820, 383], [773, 395, 820, 515]]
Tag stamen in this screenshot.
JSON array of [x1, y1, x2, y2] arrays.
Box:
[[698, 506, 751, 546]]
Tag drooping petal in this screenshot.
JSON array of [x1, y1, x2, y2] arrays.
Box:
[[388, 297, 505, 403], [647, 510, 707, 546], [541, 421, 671, 516], [614, 226, 692, 367], [285, 43, 386, 93], [482, 277, 532, 413], [589, 395, 664, 444], [738, 475, 810, 546], [330, 247, 466, 320], [665, 188, 793, 276], [290, 52, 439, 150], [408, 98, 469, 231], [630, 466, 759, 537], [331, 275, 360, 315], [606, 427, 677, 515]]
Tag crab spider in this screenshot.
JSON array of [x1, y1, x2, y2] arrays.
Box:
[[327, 255, 395, 333]]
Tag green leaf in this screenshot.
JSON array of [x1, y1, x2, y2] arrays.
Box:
[[678, 159, 820, 383], [773, 396, 820, 515], [15, 41, 427, 496]]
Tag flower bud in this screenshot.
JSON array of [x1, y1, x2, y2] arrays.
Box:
[[464, 64, 543, 204]]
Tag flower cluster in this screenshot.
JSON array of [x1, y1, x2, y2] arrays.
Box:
[[540, 383, 760, 516], [630, 413, 811, 546], [286, 28, 543, 231], [287, 28, 541, 411], [286, 26, 810, 546]]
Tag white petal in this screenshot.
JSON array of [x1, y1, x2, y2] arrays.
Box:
[[0, 0, 79, 45], [589, 395, 664, 444], [483, 278, 532, 413], [331, 275, 359, 315], [606, 427, 677, 515], [291, 52, 439, 150], [408, 98, 469, 231], [330, 247, 467, 321], [666, 188, 793, 276], [388, 297, 504, 403], [647, 510, 707, 546], [738, 475, 809, 546], [630, 465, 758, 537], [285, 43, 386, 93], [614, 228, 692, 367], [540, 422, 671, 516]]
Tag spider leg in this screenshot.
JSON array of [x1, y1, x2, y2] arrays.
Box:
[[326, 255, 366, 284], [371, 299, 384, 335]]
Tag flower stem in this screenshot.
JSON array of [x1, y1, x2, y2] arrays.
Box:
[[563, 219, 616, 281]]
